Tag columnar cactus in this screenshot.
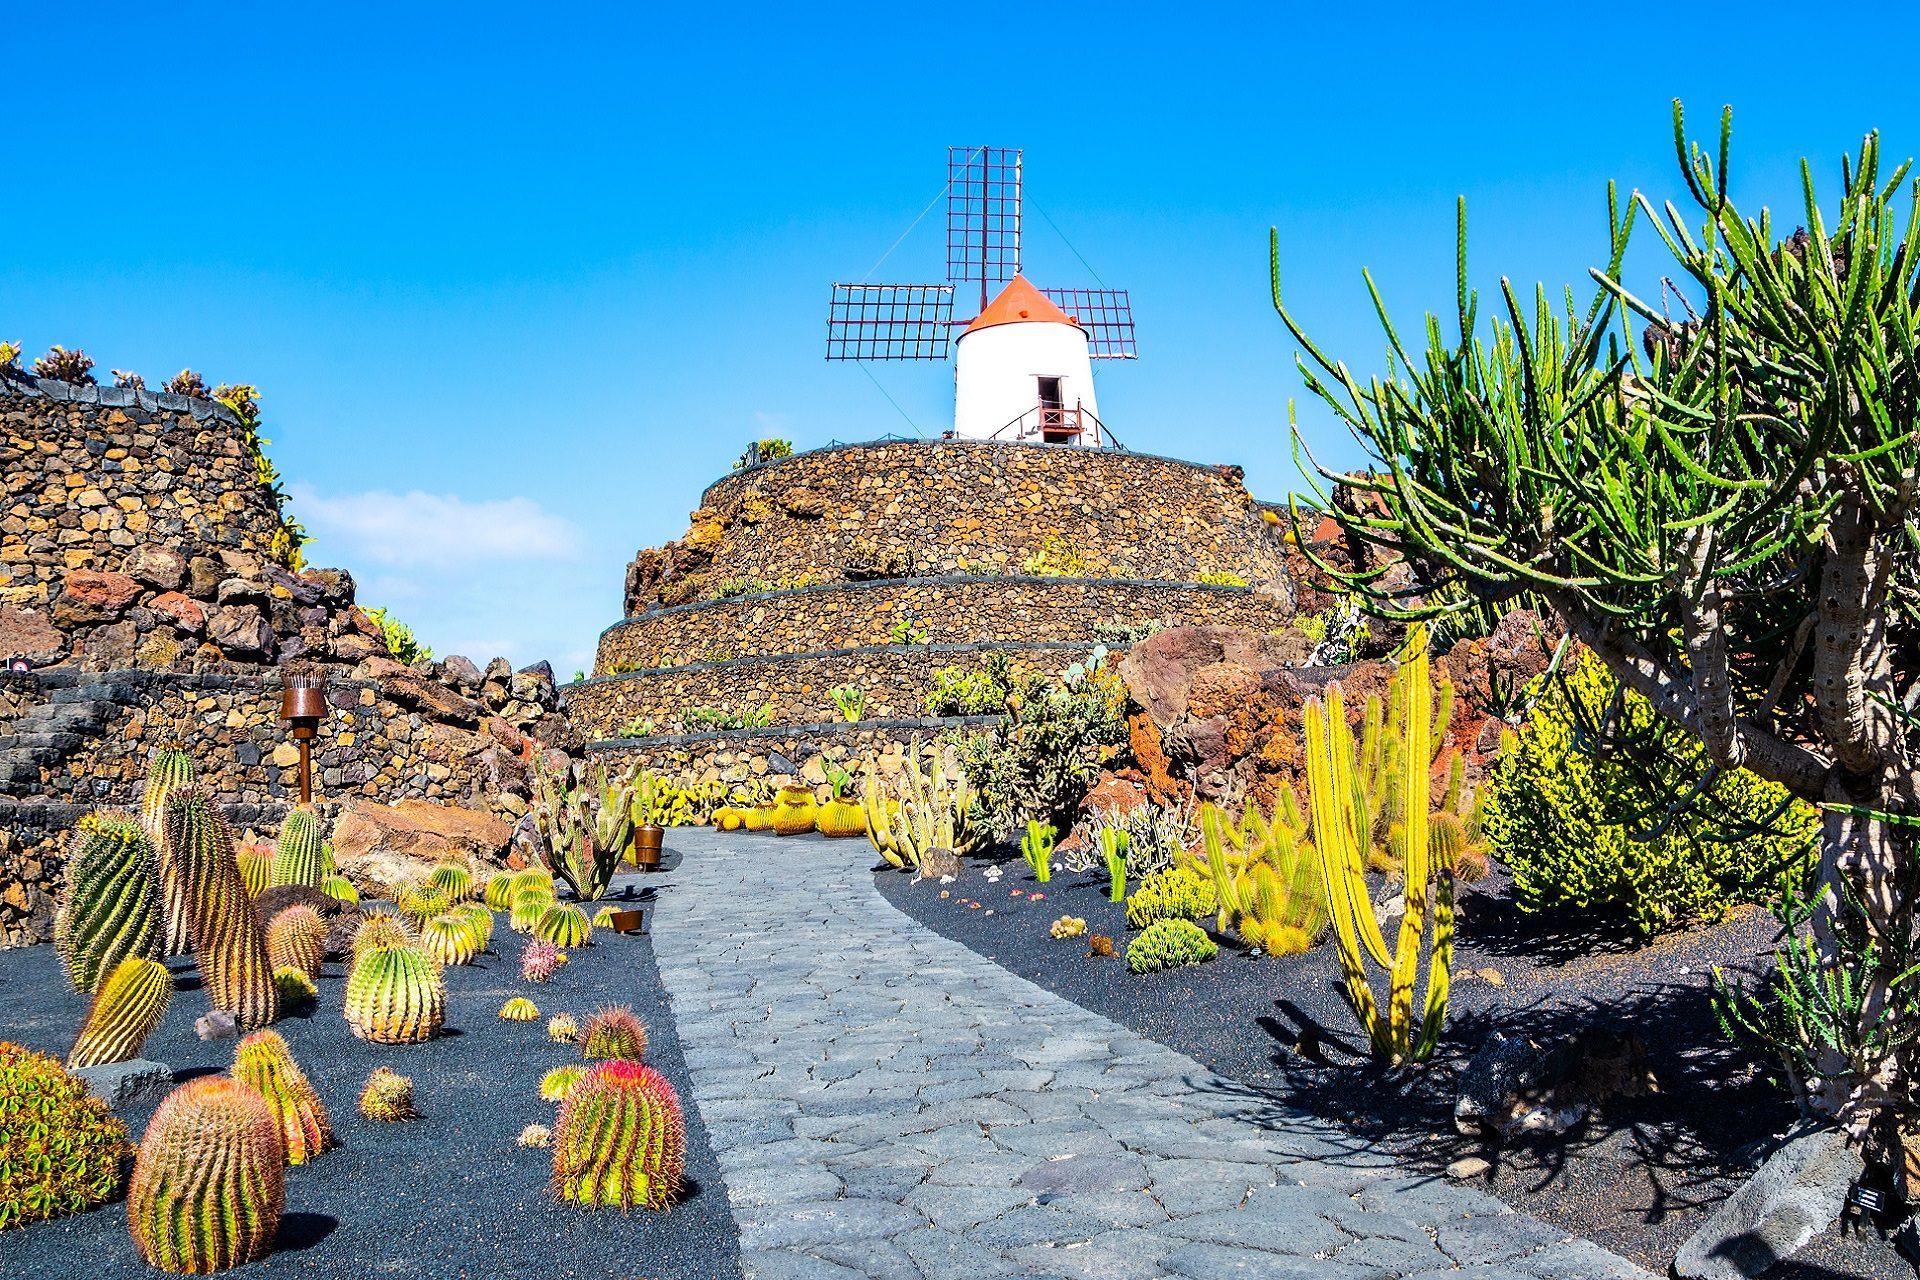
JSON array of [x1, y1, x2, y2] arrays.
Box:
[[232, 1030, 333, 1166], [551, 1060, 686, 1210], [54, 813, 160, 994], [344, 944, 445, 1044], [534, 902, 592, 948], [580, 1006, 648, 1062], [264, 905, 326, 979], [358, 1067, 417, 1121], [67, 956, 173, 1069], [127, 1076, 285, 1273], [269, 807, 328, 890], [163, 792, 279, 1030], [235, 842, 273, 898], [141, 744, 198, 956]]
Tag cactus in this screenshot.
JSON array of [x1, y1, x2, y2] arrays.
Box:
[[521, 939, 561, 983], [861, 739, 985, 871], [142, 744, 198, 956], [127, 1076, 285, 1273], [343, 944, 444, 1044], [1195, 801, 1327, 957], [264, 905, 326, 978], [580, 1005, 648, 1062], [163, 792, 279, 1030], [551, 1060, 685, 1210], [394, 882, 451, 929], [499, 997, 540, 1021], [1305, 625, 1454, 1064], [548, 1013, 580, 1043], [1020, 820, 1055, 883], [421, 913, 480, 966], [357, 1067, 417, 1121], [531, 754, 632, 902], [741, 806, 776, 832], [591, 905, 618, 928], [54, 813, 161, 994], [232, 1030, 334, 1165], [483, 871, 518, 911], [67, 956, 172, 1069], [273, 968, 317, 1010], [509, 867, 554, 896], [541, 1064, 586, 1101], [350, 911, 414, 965], [1101, 827, 1130, 902], [235, 842, 273, 898], [319, 875, 358, 906], [770, 785, 818, 836], [511, 887, 556, 934], [815, 798, 867, 838], [427, 863, 473, 902], [451, 900, 494, 952], [269, 806, 328, 890], [535, 902, 592, 948], [517, 1123, 551, 1148]]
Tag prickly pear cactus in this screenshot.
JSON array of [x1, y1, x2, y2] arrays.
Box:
[[127, 1076, 286, 1273]]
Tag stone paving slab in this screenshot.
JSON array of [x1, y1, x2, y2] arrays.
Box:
[[648, 834, 1653, 1280]]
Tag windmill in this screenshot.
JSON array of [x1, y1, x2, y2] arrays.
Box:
[[826, 146, 1136, 447]]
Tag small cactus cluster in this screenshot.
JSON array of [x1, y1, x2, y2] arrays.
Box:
[[68, 956, 173, 1069], [358, 1067, 417, 1121], [269, 806, 329, 890], [548, 1012, 579, 1043], [580, 1006, 648, 1062], [232, 1030, 334, 1166], [344, 942, 445, 1044], [521, 939, 562, 983], [500, 997, 541, 1022], [163, 791, 279, 1030], [265, 904, 327, 979], [1049, 915, 1087, 939], [127, 1076, 286, 1273], [551, 1060, 686, 1210], [53, 812, 160, 995], [535, 902, 592, 948], [0, 1041, 134, 1229], [517, 1123, 552, 1148], [142, 743, 198, 956]]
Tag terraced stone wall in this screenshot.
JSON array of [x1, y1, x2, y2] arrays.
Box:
[[586, 717, 991, 794]]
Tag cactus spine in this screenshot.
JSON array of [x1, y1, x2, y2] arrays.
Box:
[[358, 1067, 417, 1121], [164, 792, 279, 1030], [343, 944, 445, 1044], [269, 806, 328, 890], [142, 744, 198, 955], [1304, 625, 1453, 1063], [232, 1030, 334, 1165], [68, 955, 173, 1069], [551, 1060, 686, 1210], [54, 812, 160, 994], [264, 905, 326, 979], [127, 1076, 285, 1273], [580, 1005, 648, 1062]]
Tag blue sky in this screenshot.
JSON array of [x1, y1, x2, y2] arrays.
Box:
[[9, 4, 1920, 677]]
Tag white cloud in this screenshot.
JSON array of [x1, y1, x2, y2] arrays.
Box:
[[289, 485, 582, 570]]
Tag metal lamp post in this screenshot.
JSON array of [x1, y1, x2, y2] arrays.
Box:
[[279, 671, 327, 804]]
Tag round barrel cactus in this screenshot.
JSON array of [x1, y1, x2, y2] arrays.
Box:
[[264, 905, 326, 979], [482, 872, 518, 911], [127, 1076, 285, 1273], [551, 1060, 686, 1210], [67, 955, 173, 1069], [269, 806, 328, 891], [510, 888, 556, 934], [358, 1067, 417, 1122], [580, 1005, 648, 1062], [54, 812, 160, 995], [534, 902, 592, 948], [499, 997, 541, 1021], [343, 944, 445, 1044], [232, 1030, 334, 1166], [420, 914, 479, 967], [427, 863, 473, 902]]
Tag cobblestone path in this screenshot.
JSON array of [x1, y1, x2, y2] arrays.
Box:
[[651, 833, 1651, 1280]]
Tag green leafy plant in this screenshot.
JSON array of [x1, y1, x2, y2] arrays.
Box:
[[1091, 620, 1165, 648], [615, 715, 656, 739], [32, 345, 94, 384], [953, 651, 1129, 837], [1481, 649, 1818, 936], [925, 664, 1009, 716], [888, 615, 929, 646], [1126, 919, 1218, 974], [732, 438, 793, 469], [1020, 821, 1055, 883], [829, 684, 867, 723], [128, 1076, 284, 1272], [364, 607, 432, 663], [0, 1041, 133, 1230]]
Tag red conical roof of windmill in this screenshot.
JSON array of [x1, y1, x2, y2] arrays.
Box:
[[962, 275, 1080, 334]]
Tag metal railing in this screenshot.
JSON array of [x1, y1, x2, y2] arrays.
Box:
[[986, 401, 1123, 449]]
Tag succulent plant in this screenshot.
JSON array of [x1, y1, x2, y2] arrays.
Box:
[[32, 345, 95, 384], [232, 1030, 334, 1165], [127, 1076, 285, 1273], [517, 1123, 551, 1148], [580, 1006, 648, 1062], [264, 905, 326, 979], [235, 842, 273, 898], [510, 887, 556, 934], [540, 1064, 586, 1101], [53, 812, 160, 995], [163, 791, 279, 1030], [551, 1060, 686, 1210], [164, 368, 208, 396], [548, 1012, 580, 1043], [1087, 933, 1116, 958], [343, 944, 444, 1044], [67, 956, 173, 1069], [815, 799, 866, 838], [319, 875, 359, 906], [1048, 915, 1087, 940], [349, 911, 414, 965], [521, 939, 561, 983], [534, 902, 592, 948], [1125, 919, 1218, 975], [770, 785, 818, 836], [530, 755, 633, 902], [499, 997, 540, 1022], [0, 1041, 133, 1230], [273, 968, 318, 1009], [269, 806, 328, 890], [450, 901, 494, 951], [427, 863, 473, 901], [357, 1067, 417, 1121], [482, 872, 518, 911], [142, 743, 198, 956], [591, 905, 618, 928], [420, 913, 479, 967], [394, 882, 452, 929]]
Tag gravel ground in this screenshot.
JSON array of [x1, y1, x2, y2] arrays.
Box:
[[0, 868, 741, 1280], [878, 849, 1901, 1280]]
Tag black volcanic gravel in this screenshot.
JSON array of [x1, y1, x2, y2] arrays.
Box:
[[878, 849, 1901, 1280], [0, 870, 740, 1280]]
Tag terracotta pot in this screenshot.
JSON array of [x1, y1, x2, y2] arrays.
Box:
[[632, 825, 664, 869], [606, 908, 648, 934]]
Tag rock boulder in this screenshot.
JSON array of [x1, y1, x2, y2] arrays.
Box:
[[331, 798, 516, 895]]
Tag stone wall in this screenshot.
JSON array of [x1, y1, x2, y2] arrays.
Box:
[[586, 717, 996, 794], [594, 575, 1292, 673], [624, 439, 1292, 612]]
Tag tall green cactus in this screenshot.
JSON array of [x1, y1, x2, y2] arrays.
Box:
[[551, 1060, 685, 1210], [127, 1076, 285, 1273], [269, 806, 327, 890], [232, 1030, 334, 1166], [54, 812, 160, 994], [142, 744, 198, 956], [163, 792, 279, 1030], [343, 944, 445, 1044], [531, 754, 631, 902], [68, 955, 173, 1069], [860, 739, 984, 871], [1305, 625, 1453, 1063]]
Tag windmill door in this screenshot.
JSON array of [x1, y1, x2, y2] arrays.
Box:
[[1037, 376, 1076, 443]]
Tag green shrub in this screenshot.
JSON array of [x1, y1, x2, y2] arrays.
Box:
[[1124, 865, 1217, 930], [1481, 649, 1818, 937], [925, 665, 1009, 717], [951, 652, 1129, 836], [1126, 919, 1217, 974], [0, 1041, 134, 1230], [732, 438, 792, 469], [365, 607, 432, 663]]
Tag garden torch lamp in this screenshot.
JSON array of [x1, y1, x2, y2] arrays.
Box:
[[279, 671, 327, 804]]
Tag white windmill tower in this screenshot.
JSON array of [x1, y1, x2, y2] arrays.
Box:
[[825, 147, 1137, 446]]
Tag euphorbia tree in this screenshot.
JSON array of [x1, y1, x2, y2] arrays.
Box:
[[1273, 103, 1920, 1136]]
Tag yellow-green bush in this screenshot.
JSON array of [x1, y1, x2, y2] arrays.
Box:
[[1124, 866, 1217, 931], [1481, 649, 1817, 936]]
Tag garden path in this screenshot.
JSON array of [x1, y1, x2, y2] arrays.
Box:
[[648, 831, 1653, 1280]]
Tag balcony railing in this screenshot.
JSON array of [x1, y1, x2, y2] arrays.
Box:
[[985, 401, 1124, 449]]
